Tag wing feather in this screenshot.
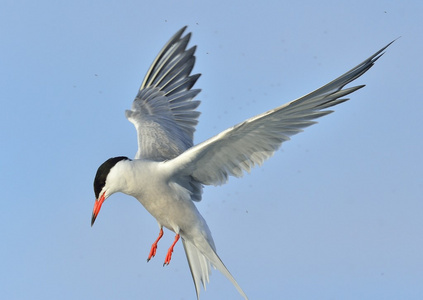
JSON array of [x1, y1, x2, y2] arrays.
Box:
[[167, 41, 394, 187], [126, 27, 201, 160]]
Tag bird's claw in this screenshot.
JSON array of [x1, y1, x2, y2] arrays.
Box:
[[163, 233, 180, 266], [147, 228, 164, 262], [147, 244, 158, 262], [163, 249, 173, 266]]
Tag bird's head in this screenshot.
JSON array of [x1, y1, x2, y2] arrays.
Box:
[[91, 156, 130, 226]]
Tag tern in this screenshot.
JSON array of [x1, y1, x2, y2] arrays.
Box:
[[91, 26, 392, 299]]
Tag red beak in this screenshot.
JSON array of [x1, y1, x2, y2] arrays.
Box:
[[91, 192, 105, 226]]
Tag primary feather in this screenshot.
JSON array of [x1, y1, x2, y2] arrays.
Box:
[[125, 26, 201, 161], [167, 40, 393, 186]]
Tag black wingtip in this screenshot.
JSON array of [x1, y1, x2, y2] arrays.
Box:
[[175, 26, 188, 39], [372, 38, 398, 62]]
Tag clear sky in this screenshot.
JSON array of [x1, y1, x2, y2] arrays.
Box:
[[1, 1, 422, 299]]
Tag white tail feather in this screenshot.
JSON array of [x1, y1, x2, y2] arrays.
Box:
[[182, 237, 248, 299]]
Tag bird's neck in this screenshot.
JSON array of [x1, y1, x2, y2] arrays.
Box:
[[109, 159, 162, 198]]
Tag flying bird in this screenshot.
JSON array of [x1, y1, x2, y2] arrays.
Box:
[[91, 26, 392, 299]]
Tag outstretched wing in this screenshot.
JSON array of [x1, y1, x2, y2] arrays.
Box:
[[126, 27, 201, 160], [167, 41, 393, 186]]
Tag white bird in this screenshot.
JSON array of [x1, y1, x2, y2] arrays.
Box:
[[91, 26, 392, 299]]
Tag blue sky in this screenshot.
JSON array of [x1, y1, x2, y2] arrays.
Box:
[[1, 1, 422, 299]]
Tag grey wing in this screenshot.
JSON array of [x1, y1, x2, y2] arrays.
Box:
[[168, 41, 394, 186], [125, 26, 201, 160]]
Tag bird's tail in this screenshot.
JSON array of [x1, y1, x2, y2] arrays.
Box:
[[182, 237, 248, 300]]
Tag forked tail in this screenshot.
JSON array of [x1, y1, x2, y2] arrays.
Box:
[[182, 237, 248, 299]]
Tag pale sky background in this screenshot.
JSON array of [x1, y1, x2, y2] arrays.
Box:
[[1, 1, 422, 299]]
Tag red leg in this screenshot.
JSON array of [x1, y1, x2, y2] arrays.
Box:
[[147, 228, 164, 262], [163, 234, 180, 266]]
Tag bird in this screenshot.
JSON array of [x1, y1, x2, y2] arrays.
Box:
[[91, 26, 393, 299]]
